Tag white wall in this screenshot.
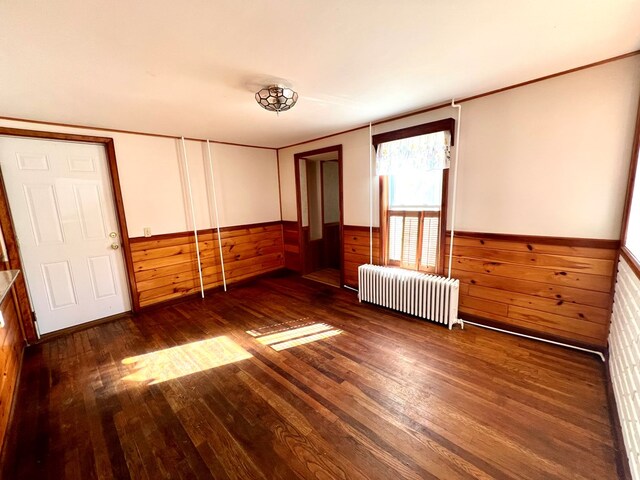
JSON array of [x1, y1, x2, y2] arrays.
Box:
[[610, 256, 640, 479], [279, 55, 640, 239], [0, 119, 281, 237], [204, 143, 280, 229], [280, 128, 377, 227]]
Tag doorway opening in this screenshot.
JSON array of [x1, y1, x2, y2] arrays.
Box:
[[294, 145, 343, 288]]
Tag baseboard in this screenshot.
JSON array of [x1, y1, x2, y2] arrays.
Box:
[[458, 311, 606, 354], [604, 352, 632, 479]]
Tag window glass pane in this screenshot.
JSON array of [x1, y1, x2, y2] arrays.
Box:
[[389, 170, 443, 210]]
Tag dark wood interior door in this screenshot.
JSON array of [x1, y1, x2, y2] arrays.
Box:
[[322, 223, 340, 269]]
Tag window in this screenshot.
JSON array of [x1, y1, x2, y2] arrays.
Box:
[[386, 171, 444, 271], [623, 126, 640, 265], [627, 185, 640, 258], [383, 170, 447, 273], [374, 119, 453, 274]]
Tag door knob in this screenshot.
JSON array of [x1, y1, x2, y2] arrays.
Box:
[[111, 244, 120, 250], [109, 232, 118, 238]]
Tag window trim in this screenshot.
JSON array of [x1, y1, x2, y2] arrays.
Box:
[[372, 118, 456, 148]]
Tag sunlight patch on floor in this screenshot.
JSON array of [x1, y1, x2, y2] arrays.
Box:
[[121, 336, 251, 384], [271, 328, 342, 351], [247, 321, 342, 351], [256, 323, 334, 345]]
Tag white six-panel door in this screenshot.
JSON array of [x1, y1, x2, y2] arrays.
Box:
[[0, 137, 131, 334]]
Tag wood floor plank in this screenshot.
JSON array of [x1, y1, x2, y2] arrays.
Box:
[[0, 273, 619, 479]]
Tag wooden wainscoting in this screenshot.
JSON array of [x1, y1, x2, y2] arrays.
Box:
[[343, 225, 380, 288], [282, 221, 301, 272], [445, 231, 618, 349], [130, 222, 284, 308], [0, 288, 25, 452]]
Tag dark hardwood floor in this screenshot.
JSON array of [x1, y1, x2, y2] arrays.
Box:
[[302, 268, 341, 287], [1, 273, 617, 479]]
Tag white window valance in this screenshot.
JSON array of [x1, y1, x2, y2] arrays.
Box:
[[375, 130, 451, 176]]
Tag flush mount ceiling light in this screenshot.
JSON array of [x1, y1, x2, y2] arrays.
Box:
[[255, 85, 298, 114]]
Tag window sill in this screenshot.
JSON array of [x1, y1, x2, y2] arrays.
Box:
[[385, 262, 439, 275]]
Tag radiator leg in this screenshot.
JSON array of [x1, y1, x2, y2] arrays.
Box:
[[449, 318, 464, 330]]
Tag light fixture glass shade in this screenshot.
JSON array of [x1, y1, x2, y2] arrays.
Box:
[[255, 85, 298, 113]]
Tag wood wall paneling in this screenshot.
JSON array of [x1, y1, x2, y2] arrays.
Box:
[[132, 221, 617, 349], [339, 227, 615, 349], [445, 232, 618, 349], [343, 225, 381, 287], [130, 223, 285, 307], [0, 289, 24, 452], [282, 221, 301, 272]]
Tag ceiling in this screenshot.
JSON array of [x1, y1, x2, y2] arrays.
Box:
[[1, 1, 639, 149]]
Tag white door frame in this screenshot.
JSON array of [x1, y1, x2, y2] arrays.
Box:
[[0, 127, 138, 341]]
